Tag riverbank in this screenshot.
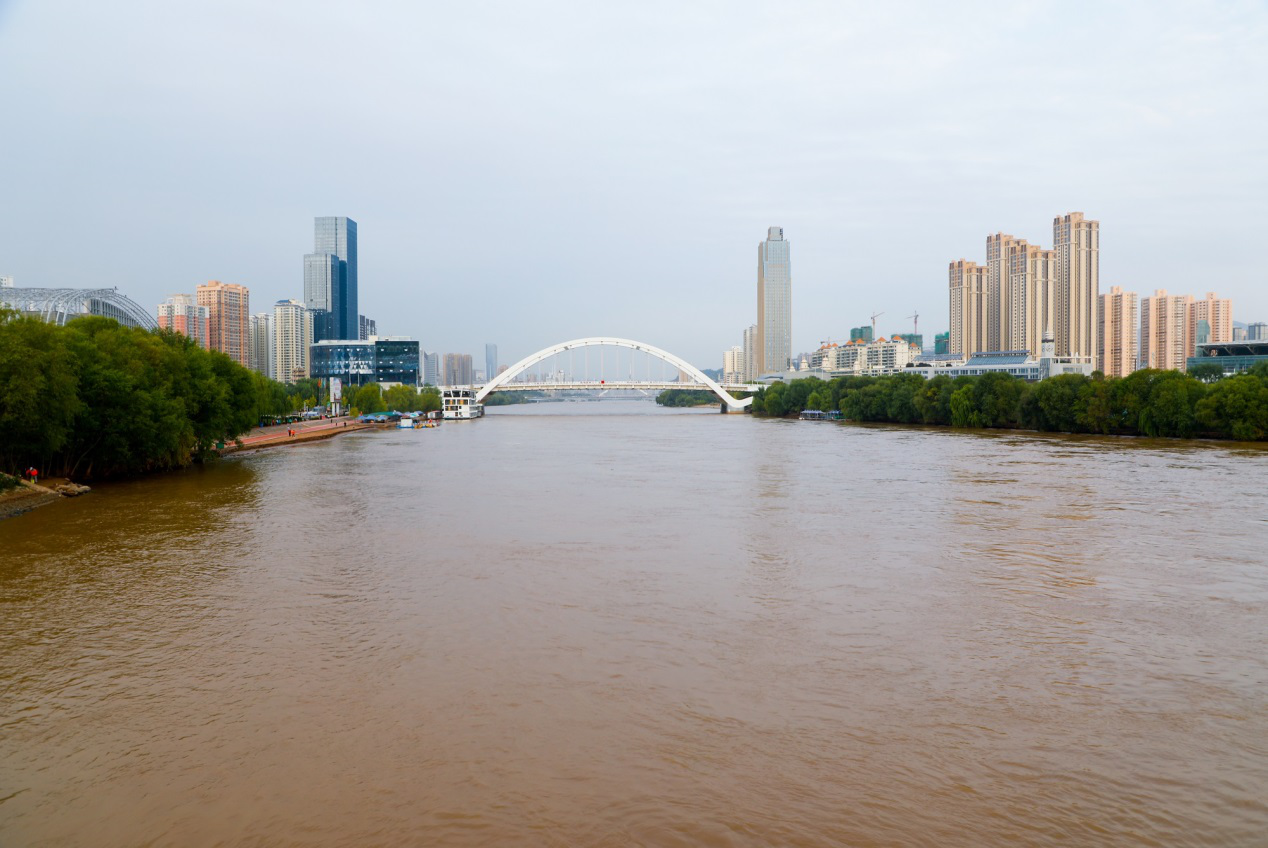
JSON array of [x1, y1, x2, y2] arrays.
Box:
[[0, 480, 68, 520]]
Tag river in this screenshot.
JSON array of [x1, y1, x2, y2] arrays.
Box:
[[2, 401, 1267, 847]]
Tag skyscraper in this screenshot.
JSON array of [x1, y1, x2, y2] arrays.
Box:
[[156, 294, 210, 349], [304, 217, 358, 340], [273, 299, 311, 384], [1053, 212, 1099, 367], [423, 352, 441, 387], [195, 281, 249, 366], [249, 312, 274, 379], [756, 227, 791, 375], [1098, 286, 1138, 378], [359, 314, 376, 340], [485, 344, 498, 384], [741, 324, 758, 382]]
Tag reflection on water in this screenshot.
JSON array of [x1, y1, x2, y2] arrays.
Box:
[[2, 403, 1267, 846]]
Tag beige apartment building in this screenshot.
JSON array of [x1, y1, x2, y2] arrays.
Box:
[[196, 280, 250, 367], [1140, 290, 1193, 372], [272, 299, 311, 384], [1098, 286, 1138, 378], [984, 233, 1015, 352], [1191, 291, 1233, 345], [948, 259, 989, 356], [1004, 240, 1055, 356], [1053, 213, 1099, 368]]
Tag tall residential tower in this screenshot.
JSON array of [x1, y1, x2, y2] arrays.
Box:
[[196, 280, 250, 366]]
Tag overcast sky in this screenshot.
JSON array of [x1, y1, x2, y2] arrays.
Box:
[[2, 0, 1266, 368]]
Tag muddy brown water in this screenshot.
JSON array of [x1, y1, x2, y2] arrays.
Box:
[[3, 402, 1266, 846]]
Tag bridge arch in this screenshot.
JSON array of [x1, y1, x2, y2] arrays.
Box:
[[475, 337, 753, 408]]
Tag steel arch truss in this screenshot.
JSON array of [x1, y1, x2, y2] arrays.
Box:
[[475, 337, 754, 408], [0, 287, 158, 330]]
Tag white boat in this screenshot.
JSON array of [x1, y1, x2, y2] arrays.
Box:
[[442, 387, 485, 420]]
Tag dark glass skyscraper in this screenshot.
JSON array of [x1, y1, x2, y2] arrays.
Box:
[[303, 216, 358, 340]]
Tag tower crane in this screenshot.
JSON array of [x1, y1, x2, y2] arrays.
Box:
[[870, 311, 884, 338], [907, 311, 919, 336]]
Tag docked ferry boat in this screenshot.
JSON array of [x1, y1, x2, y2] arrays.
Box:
[[442, 387, 485, 420]]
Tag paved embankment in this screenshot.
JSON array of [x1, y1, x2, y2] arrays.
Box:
[[222, 418, 381, 454]]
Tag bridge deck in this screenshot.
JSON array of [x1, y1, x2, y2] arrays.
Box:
[[477, 381, 761, 393]]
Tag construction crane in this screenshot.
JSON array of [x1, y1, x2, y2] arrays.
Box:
[[907, 311, 919, 336], [870, 311, 884, 338]]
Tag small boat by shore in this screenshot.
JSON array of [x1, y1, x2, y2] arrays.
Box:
[[799, 409, 843, 420]]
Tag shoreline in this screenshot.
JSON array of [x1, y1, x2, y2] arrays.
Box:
[[0, 481, 66, 521], [221, 420, 385, 455]]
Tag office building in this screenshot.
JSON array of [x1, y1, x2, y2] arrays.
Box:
[[248, 312, 273, 379], [485, 343, 498, 384], [947, 259, 989, 356], [156, 294, 210, 349], [273, 299, 311, 384], [423, 351, 440, 386], [1188, 339, 1268, 375], [359, 314, 376, 340], [443, 353, 473, 386], [195, 280, 249, 366], [1247, 322, 1268, 341], [1098, 286, 1138, 378], [304, 216, 358, 341], [309, 340, 375, 386], [375, 338, 420, 385], [1191, 292, 1233, 348], [1140, 290, 1193, 372], [756, 226, 791, 374]]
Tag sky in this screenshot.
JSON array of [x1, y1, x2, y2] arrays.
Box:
[[2, 0, 1266, 369]]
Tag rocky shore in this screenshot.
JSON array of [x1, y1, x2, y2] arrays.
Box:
[[0, 479, 89, 521]]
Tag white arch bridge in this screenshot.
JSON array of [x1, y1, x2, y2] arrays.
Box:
[[474, 337, 761, 410]]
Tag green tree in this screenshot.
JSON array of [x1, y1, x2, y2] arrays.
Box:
[[1187, 362, 1225, 383], [353, 382, 386, 414], [0, 313, 82, 473], [1196, 375, 1268, 440], [383, 384, 420, 411]]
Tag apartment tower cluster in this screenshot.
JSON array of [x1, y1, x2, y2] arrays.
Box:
[[949, 212, 1099, 368]]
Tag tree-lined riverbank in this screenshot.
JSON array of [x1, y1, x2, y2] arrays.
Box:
[[0, 312, 299, 478], [752, 366, 1268, 440]]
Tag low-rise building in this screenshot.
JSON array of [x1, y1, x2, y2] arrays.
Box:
[[310, 337, 420, 387], [810, 336, 921, 377], [908, 332, 1094, 381], [1187, 339, 1268, 375]]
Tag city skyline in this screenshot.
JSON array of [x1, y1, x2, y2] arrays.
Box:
[[1, 2, 1265, 367]]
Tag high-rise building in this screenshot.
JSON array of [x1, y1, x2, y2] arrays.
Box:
[[249, 312, 274, 379], [934, 332, 949, 355], [156, 294, 210, 349], [1098, 286, 1138, 378], [1003, 240, 1055, 356], [359, 314, 376, 340], [1053, 212, 1099, 367], [195, 281, 249, 366], [984, 233, 1017, 353], [723, 346, 743, 383], [485, 343, 498, 384], [1140, 290, 1193, 372], [443, 353, 473, 386], [850, 325, 874, 344], [1247, 322, 1268, 341], [304, 217, 358, 341], [756, 226, 791, 375], [948, 259, 989, 355], [423, 352, 440, 386], [1190, 292, 1233, 350], [741, 324, 758, 382], [273, 299, 311, 384]]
